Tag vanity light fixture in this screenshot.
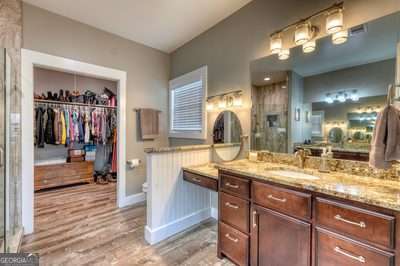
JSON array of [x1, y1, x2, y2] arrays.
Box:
[[302, 40, 316, 53], [278, 49, 290, 60], [295, 22, 312, 45], [332, 29, 348, 45], [326, 8, 344, 34], [207, 90, 243, 111], [270, 33, 283, 54], [269, 2, 344, 57]]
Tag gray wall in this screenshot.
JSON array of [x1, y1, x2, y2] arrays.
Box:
[[170, 0, 400, 147], [288, 71, 305, 152], [23, 3, 170, 196], [304, 59, 395, 103]]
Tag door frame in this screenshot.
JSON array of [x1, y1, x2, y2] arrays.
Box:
[[21, 49, 128, 234]]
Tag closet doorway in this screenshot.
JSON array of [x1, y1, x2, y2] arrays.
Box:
[[21, 49, 127, 234]]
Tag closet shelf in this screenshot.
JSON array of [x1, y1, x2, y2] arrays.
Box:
[[34, 99, 117, 109]]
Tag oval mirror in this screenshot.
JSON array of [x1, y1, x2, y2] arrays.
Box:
[[328, 127, 344, 143], [213, 111, 242, 161]]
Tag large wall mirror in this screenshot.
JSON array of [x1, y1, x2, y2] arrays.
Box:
[[213, 111, 242, 161], [250, 11, 400, 161]]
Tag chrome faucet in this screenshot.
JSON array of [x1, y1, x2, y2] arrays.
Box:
[[294, 149, 311, 169]]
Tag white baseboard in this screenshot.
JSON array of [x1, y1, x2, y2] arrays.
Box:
[[210, 207, 218, 220], [145, 208, 211, 245], [119, 192, 146, 208]]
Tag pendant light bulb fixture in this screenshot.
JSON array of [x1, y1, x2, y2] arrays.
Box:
[[278, 49, 290, 60], [302, 40, 316, 53], [270, 33, 282, 54], [326, 9, 344, 34], [332, 29, 348, 45], [294, 22, 312, 45]]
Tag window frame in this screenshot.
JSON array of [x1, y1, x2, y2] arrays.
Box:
[[169, 66, 208, 139]]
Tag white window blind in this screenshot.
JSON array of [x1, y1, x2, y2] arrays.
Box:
[[171, 80, 203, 131], [169, 66, 207, 139]]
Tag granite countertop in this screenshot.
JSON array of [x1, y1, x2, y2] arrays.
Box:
[[181, 158, 400, 211], [215, 159, 400, 211], [183, 164, 219, 180], [145, 144, 212, 154]]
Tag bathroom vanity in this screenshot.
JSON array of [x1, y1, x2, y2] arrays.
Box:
[[183, 158, 400, 266]]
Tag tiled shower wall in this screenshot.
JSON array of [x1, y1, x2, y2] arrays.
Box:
[[0, 0, 23, 248], [251, 80, 288, 153]]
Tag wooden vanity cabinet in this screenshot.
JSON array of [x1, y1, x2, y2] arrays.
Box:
[[217, 169, 398, 266], [251, 205, 311, 266]]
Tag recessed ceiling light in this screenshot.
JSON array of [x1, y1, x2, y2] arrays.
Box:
[[264, 77, 271, 81]]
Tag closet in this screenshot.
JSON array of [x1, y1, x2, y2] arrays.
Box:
[[33, 67, 118, 191]]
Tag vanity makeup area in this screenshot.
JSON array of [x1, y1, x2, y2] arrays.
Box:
[[145, 10, 400, 266]]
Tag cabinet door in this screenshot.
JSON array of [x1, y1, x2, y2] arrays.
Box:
[[251, 205, 311, 266]]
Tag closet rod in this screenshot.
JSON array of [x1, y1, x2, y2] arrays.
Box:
[[34, 99, 117, 109]]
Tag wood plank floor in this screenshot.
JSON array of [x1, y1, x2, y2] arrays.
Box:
[[21, 183, 233, 266]]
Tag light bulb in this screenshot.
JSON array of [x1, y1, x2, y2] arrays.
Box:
[[295, 22, 312, 45], [337, 92, 346, 103], [302, 40, 316, 53], [218, 97, 226, 109], [332, 30, 348, 45], [325, 93, 334, 104], [233, 94, 243, 107], [270, 34, 282, 54], [278, 49, 290, 60], [350, 90, 359, 101], [326, 9, 344, 34], [206, 102, 214, 111]]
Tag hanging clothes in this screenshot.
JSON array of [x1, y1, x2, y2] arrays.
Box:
[[60, 110, 66, 145], [35, 103, 117, 148], [35, 107, 46, 148], [44, 107, 55, 144]]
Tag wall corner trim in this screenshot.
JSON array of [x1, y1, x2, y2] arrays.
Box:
[[145, 208, 211, 245], [119, 192, 146, 208]]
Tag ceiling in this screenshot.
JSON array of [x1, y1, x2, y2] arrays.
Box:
[[23, 0, 252, 53], [251, 11, 400, 86]]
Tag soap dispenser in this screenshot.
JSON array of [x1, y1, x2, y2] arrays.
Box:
[[319, 148, 330, 173]]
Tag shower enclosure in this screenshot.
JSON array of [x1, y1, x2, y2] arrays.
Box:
[[0, 48, 23, 252]]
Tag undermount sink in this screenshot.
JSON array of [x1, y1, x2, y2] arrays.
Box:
[[266, 170, 320, 180]]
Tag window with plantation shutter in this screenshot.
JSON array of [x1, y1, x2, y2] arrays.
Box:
[[169, 66, 207, 139]]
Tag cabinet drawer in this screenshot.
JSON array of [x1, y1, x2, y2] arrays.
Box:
[[252, 181, 311, 220], [315, 198, 395, 249], [219, 222, 249, 266], [316, 227, 394, 266], [220, 192, 249, 233], [220, 173, 250, 199], [183, 171, 218, 191]]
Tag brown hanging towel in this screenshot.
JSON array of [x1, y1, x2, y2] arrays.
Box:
[[138, 108, 160, 140]]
